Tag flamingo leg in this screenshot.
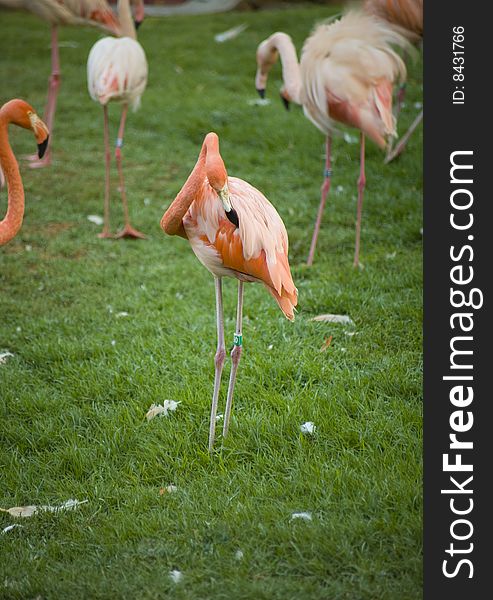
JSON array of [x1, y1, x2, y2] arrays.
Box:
[[385, 109, 423, 164], [28, 24, 60, 169], [209, 277, 226, 452], [353, 133, 366, 268], [222, 280, 244, 440], [98, 105, 114, 239], [114, 104, 146, 239], [307, 135, 332, 266]]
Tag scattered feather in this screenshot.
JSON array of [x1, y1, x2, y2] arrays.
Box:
[[146, 401, 180, 421], [214, 23, 248, 43], [111, 340, 116, 346], [320, 335, 333, 352], [267, 344, 274, 350], [0, 351, 14, 365], [169, 570, 183, 584], [25, 244, 32, 252], [386, 251, 397, 260], [87, 214, 103, 226], [310, 314, 354, 325], [291, 512, 312, 521], [343, 132, 358, 144], [16, 327, 21, 333], [344, 330, 357, 337], [0, 499, 88, 518], [300, 422, 316, 435], [247, 98, 271, 107], [2, 524, 23, 534], [414, 102, 422, 109], [174, 65, 183, 74], [116, 311, 129, 318], [143, 197, 151, 206], [215, 413, 224, 421], [159, 485, 177, 495], [336, 185, 344, 194], [175, 292, 184, 300], [235, 549, 244, 561], [57, 41, 79, 49]]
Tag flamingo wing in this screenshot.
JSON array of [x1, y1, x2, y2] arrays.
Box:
[[186, 177, 298, 320]]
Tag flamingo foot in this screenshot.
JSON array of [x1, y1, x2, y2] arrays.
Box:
[[115, 225, 147, 239], [97, 231, 115, 239]]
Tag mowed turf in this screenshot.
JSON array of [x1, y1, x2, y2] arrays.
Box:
[[0, 5, 422, 599]]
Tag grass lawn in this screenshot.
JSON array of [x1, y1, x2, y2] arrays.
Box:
[[0, 5, 422, 599]]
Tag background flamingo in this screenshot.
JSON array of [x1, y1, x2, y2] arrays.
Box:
[[0, 99, 49, 246], [364, 0, 423, 162], [87, 0, 147, 239], [161, 132, 298, 451], [255, 11, 408, 267], [0, 0, 125, 168]]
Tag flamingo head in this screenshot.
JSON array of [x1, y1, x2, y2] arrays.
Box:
[[255, 36, 280, 99], [1, 99, 49, 158], [204, 132, 232, 213]]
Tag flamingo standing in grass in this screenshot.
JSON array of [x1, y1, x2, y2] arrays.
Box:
[[0, 99, 49, 245], [364, 0, 423, 163], [87, 0, 148, 239], [255, 11, 409, 266], [0, 0, 125, 168], [161, 132, 298, 451]]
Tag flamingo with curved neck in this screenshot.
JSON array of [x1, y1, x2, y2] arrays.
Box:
[[161, 132, 297, 451], [0, 99, 49, 246], [255, 12, 409, 266]]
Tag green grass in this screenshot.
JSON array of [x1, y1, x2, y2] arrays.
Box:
[[0, 5, 422, 599]]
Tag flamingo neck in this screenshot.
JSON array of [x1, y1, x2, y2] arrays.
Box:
[[117, 0, 136, 39], [258, 33, 302, 104], [160, 145, 207, 237], [0, 112, 24, 246]]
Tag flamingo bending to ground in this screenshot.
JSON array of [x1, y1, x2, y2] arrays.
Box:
[[87, 0, 148, 239], [256, 11, 408, 266], [364, 0, 423, 162], [0, 99, 49, 246], [0, 0, 124, 168], [161, 132, 298, 451]]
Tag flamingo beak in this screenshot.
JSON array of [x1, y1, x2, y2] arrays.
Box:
[[37, 136, 49, 159], [257, 88, 266, 99], [28, 112, 50, 158], [281, 94, 290, 111], [134, 19, 142, 30], [218, 185, 232, 212]]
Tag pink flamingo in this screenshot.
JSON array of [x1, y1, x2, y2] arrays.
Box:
[[87, 0, 148, 239], [255, 11, 408, 267], [0, 0, 126, 168], [364, 0, 423, 163], [0, 99, 49, 246], [161, 132, 298, 450]]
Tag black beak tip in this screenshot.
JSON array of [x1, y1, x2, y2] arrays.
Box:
[[256, 88, 265, 99], [134, 19, 142, 30], [281, 95, 290, 111], [37, 136, 49, 159]]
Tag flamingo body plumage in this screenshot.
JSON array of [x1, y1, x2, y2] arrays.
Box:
[[183, 176, 297, 320], [87, 36, 147, 110]]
